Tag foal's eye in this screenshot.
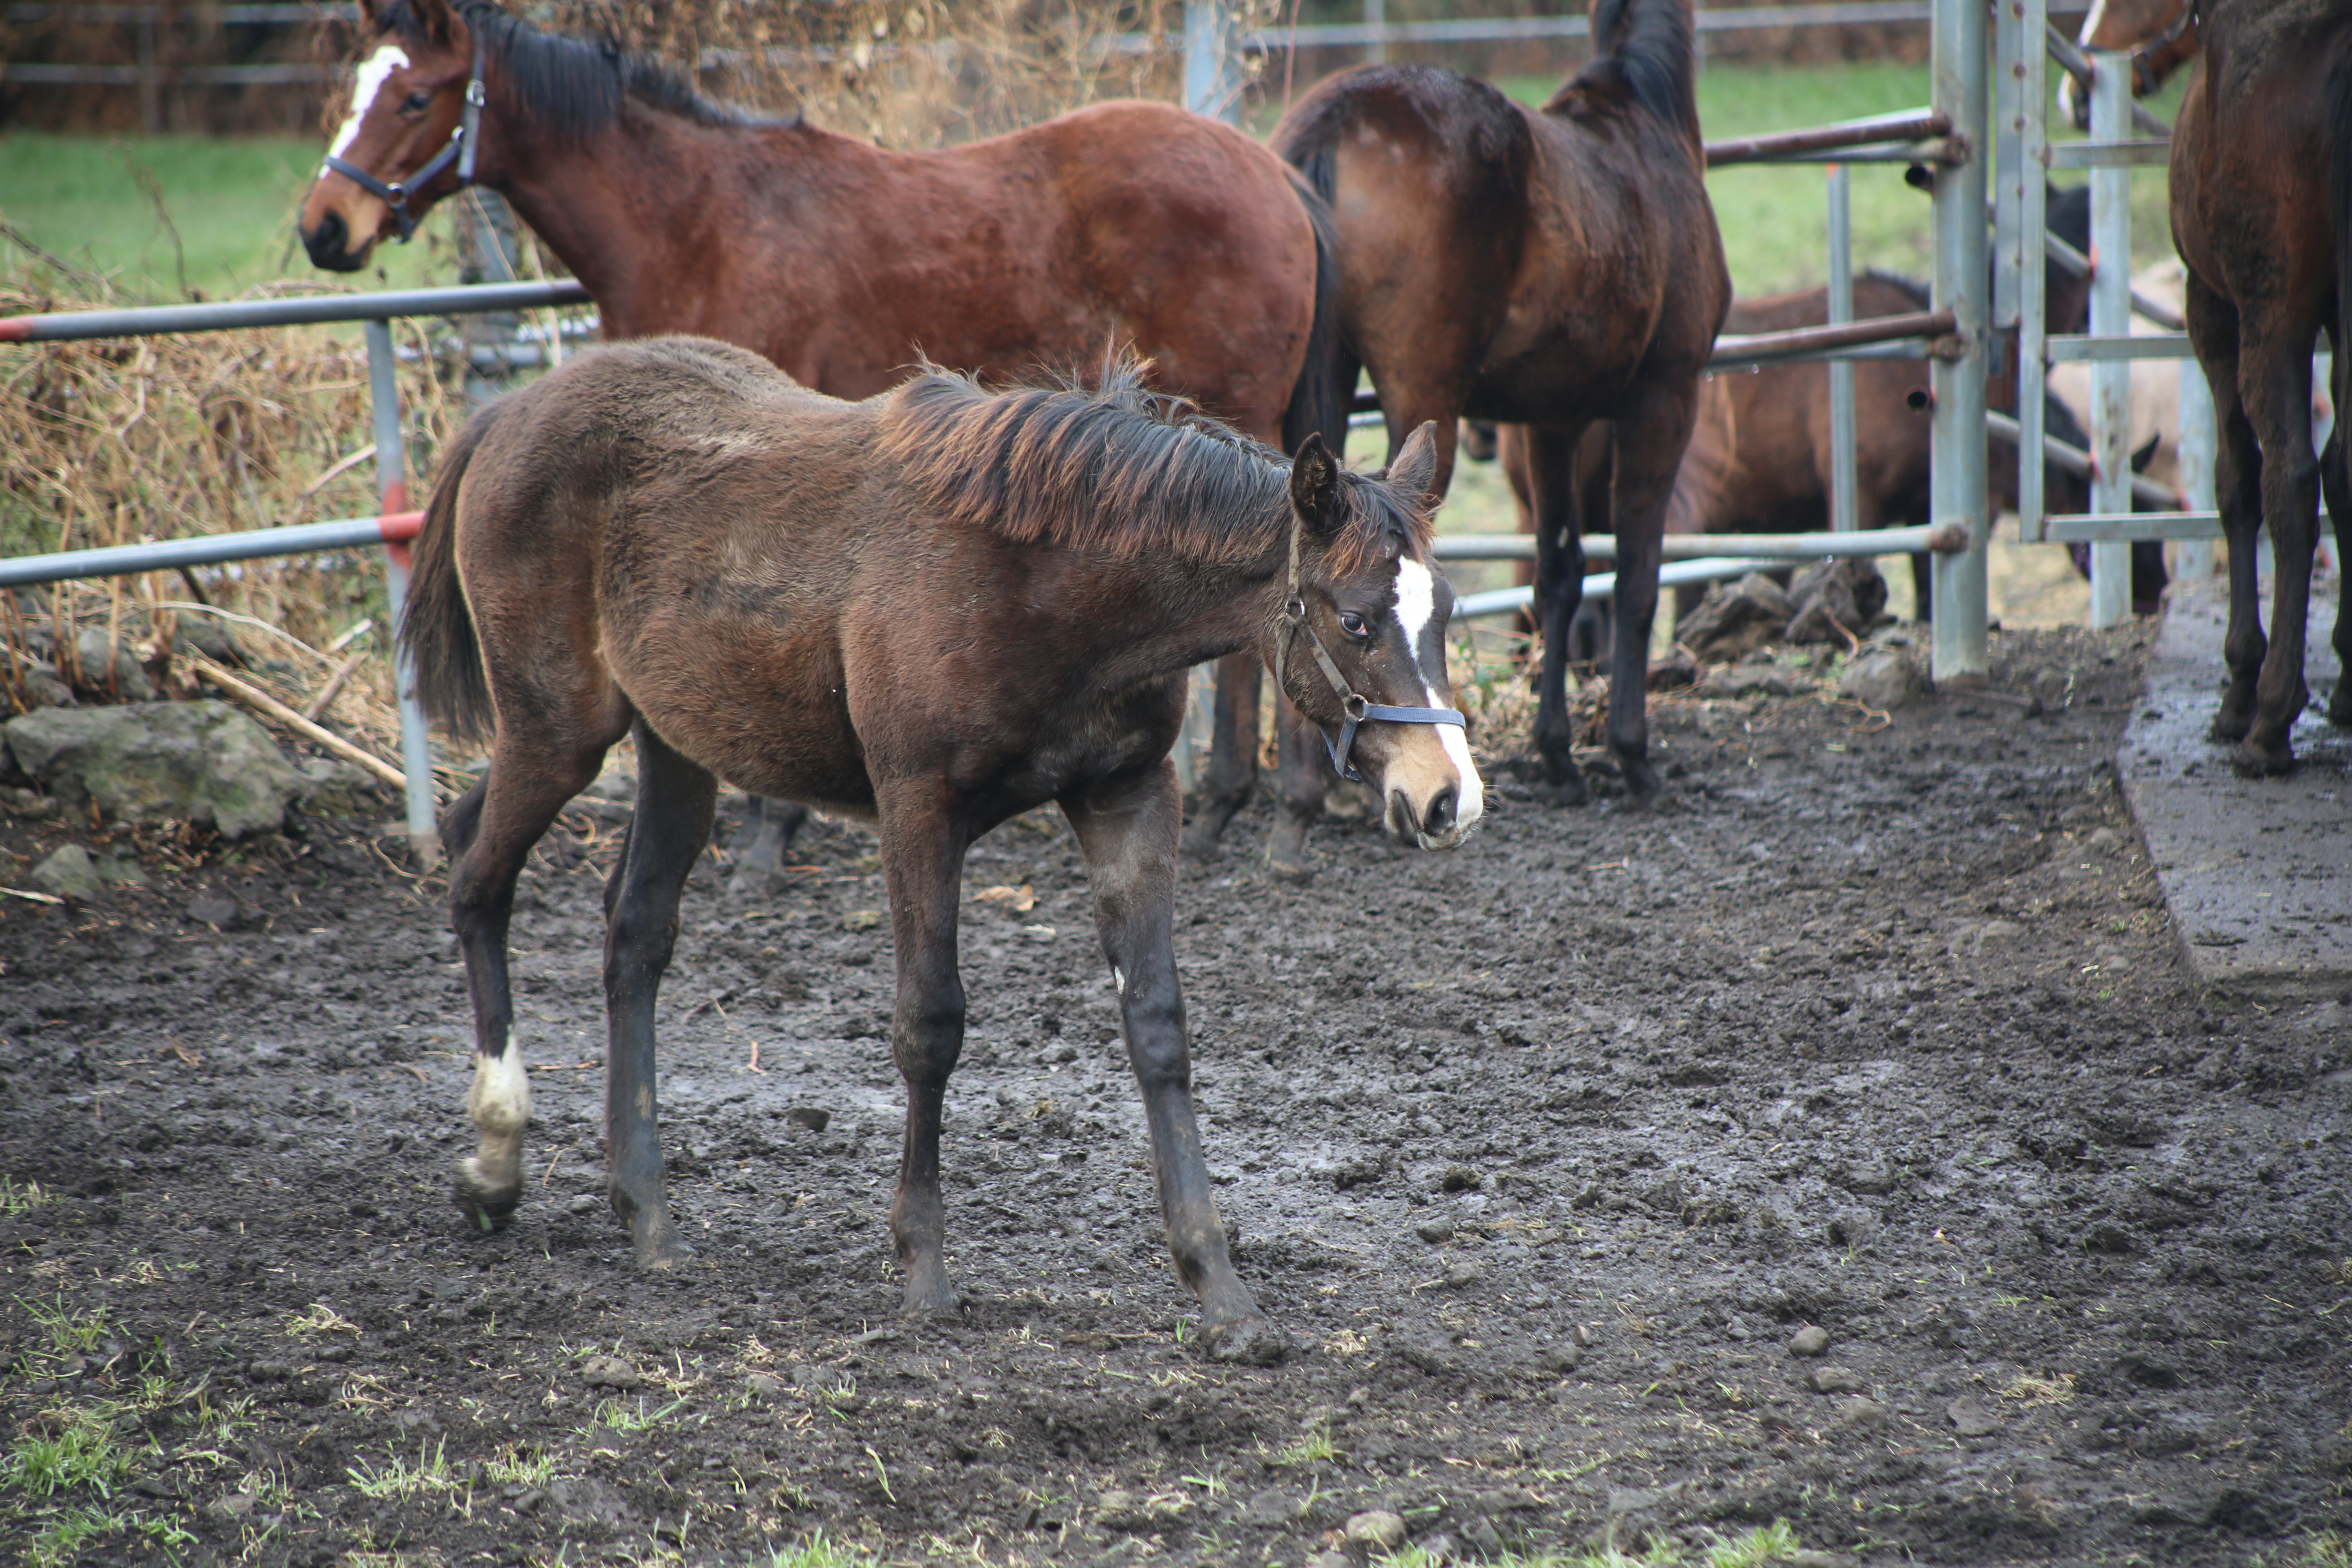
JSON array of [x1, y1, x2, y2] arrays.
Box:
[[1337, 612, 1371, 639], [401, 90, 433, 114]]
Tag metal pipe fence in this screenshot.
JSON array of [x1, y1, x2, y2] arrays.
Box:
[[0, 280, 588, 861]]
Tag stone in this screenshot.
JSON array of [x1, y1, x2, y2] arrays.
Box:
[[1646, 646, 1702, 692], [1439, 1165, 1482, 1192], [785, 1106, 831, 1133], [1676, 574, 1796, 662], [1838, 646, 1924, 711], [1785, 557, 1890, 647], [1238, 1488, 1295, 1528], [295, 758, 384, 820], [1806, 1365, 1867, 1395], [1834, 1396, 1888, 1430], [578, 1354, 643, 1390], [1343, 1510, 1407, 1552], [745, 1373, 785, 1399], [566, 1193, 601, 1215], [72, 629, 156, 700], [1413, 1214, 1456, 1244], [4, 701, 305, 837], [1947, 1397, 2001, 1438], [29, 844, 106, 900], [1788, 1325, 1831, 1358]]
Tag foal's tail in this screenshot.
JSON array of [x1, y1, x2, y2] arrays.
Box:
[[397, 407, 499, 748], [1564, 0, 1701, 152], [1279, 163, 1351, 459]]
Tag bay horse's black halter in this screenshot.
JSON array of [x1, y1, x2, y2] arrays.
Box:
[[323, 29, 486, 243], [1272, 519, 1466, 784]]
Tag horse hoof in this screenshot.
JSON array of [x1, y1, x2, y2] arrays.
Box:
[[2230, 739, 2296, 778], [1529, 775, 1588, 808], [1265, 860, 1314, 885], [2207, 710, 2254, 744], [1619, 764, 1666, 806], [634, 1230, 696, 1271], [900, 1280, 964, 1315], [452, 1167, 520, 1234], [1200, 1316, 1291, 1366]]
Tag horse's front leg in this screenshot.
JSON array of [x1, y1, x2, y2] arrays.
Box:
[[601, 721, 718, 1268], [2322, 423, 2352, 728], [1264, 689, 1328, 883], [1524, 424, 1591, 801], [1063, 761, 1284, 1364], [2238, 331, 2322, 774], [875, 786, 971, 1313]]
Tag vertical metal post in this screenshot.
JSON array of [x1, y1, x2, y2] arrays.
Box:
[[1365, 0, 1387, 64], [2087, 50, 2132, 628], [1931, 0, 1991, 682], [1183, 1, 1238, 122], [2176, 357, 2218, 580], [2003, 0, 2049, 537], [366, 320, 441, 864], [1827, 164, 1859, 534]]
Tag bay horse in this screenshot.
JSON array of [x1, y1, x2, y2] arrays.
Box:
[[2164, 0, 2352, 771], [297, 0, 1344, 876], [399, 337, 1480, 1361], [1272, 0, 1729, 806], [2062, 0, 2200, 129]]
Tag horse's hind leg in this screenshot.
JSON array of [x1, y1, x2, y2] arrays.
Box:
[[725, 795, 811, 902], [871, 785, 971, 1313], [601, 720, 718, 1268], [2187, 274, 2268, 744], [1525, 425, 1592, 802], [1065, 761, 1281, 1364], [1264, 689, 1327, 883], [2322, 423, 2352, 726], [1602, 383, 1706, 803], [1179, 654, 1259, 858], [449, 741, 608, 1233], [2236, 328, 2322, 775]]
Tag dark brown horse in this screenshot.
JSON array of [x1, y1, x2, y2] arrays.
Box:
[[2064, 0, 2201, 129], [2164, 0, 2351, 771], [1273, 0, 1729, 806], [298, 0, 1343, 876], [399, 338, 1479, 1360]]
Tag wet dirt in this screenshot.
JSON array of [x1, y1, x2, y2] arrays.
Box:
[[1, 621, 2346, 1567]]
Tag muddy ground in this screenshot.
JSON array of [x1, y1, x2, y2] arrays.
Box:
[[1, 621, 2346, 1568]]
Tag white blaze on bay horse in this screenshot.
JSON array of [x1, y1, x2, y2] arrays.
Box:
[[399, 339, 1478, 1363], [324, 44, 410, 166]]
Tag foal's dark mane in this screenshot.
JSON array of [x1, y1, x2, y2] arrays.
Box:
[[372, 0, 795, 139], [879, 365, 1433, 576]]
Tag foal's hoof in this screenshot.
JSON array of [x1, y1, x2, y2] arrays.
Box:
[[453, 1164, 520, 1235], [2207, 708, 2254, 744], [1200, 1315, 1291, 1367], [630, 1219, 697, 1271], [1179, 799, 1244, 861], [899, 1276, 964, 1316], [2230, 738, 2296, 778], [1529, 774, 1588, 808]]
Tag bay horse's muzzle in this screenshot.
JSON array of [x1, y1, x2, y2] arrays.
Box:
[[301, 209, 371, 274]]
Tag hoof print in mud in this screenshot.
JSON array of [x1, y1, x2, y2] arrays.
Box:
[[1200, 1317, 1291, 1366]]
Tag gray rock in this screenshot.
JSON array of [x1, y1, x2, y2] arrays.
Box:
[[72, 629, 155, 700], [295, 758, 384, 820], [1839, 646, 1924, 711], [566, 1193, 602, 1215], [1788, 1325, 1831, 1358], [1457, 1515, 1504, 1557], [30, 844, 107, 900], [578, 1354, 643, 1390], [1677, 574, 1796, 662], [1947, 1396, 2001, 1438], [1238, 1488, 1296, 1528], [1954, 918, 2030, 959], [1308, 1552, 1352, 1568], [1806, 1365, 1867, 1395], [1786, 557, 1890, 646], [1343, 1510, 1406, 1551], [4, 701, 305, 837], [785, 1106, 831, 1133], [1413, 1214, 1456, 1244], [2, 654, 74, 711], [744, 1372, 785, 1399], [1834, 1396, 1889, 1430]]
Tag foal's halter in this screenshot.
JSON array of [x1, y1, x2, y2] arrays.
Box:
[[323, 29, 487, 244], [1272, 515, 1466, 785]]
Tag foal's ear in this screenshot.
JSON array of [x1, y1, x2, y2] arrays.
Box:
[[1386, 421, 1441, 509], [1289, 432, 1344, 537], [409, 0, 456, 44]]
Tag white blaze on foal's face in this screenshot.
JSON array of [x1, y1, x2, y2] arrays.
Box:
[[1388, 555, 1484, 838], [324, 44, 411, 171]]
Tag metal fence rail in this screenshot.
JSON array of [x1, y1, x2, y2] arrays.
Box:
[[0, 279, 593, 862]]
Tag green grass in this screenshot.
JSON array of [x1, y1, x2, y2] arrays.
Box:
[[0, 1176, 50, 1215], [27, 1503, 196, 1568], [0, 61, 2192, 308], [0, 129, 454, 301], [2, 1408, 134, 1500], [1380, 1519, 1801, 1568], [762, 1533, 882, 1568], [344, 1438, 463, 1503]]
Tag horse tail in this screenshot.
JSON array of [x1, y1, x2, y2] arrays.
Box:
[[1575, 0, 1700, 147], [1280, 161, 1350, 457], [398, 406, 499, 747]]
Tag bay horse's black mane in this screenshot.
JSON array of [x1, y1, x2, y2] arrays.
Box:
[[879, 363, 1434, 575], [372, 0, 796, 139]]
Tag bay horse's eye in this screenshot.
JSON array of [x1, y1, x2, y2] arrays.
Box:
[[1338, 612, 1371, 639], [401, 90, 433, 114]]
